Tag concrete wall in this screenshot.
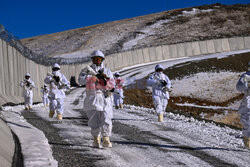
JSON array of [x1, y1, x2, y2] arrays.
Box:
[[0, 36, 249, 105], [0, 117, 15, 167], [106, 36, 250, 71]]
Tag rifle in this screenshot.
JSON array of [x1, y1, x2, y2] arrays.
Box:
[[84, 66, 108, 86], [153, 74, 171, 93], [21, 80, 32, 90], [47, 72, 69, 89], [84, 65, 113, 97]]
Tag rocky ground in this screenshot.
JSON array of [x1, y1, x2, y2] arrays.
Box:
[[21, 3, 250, 58]]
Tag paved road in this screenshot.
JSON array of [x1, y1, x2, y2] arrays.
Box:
[[21, 88, 250, 167]]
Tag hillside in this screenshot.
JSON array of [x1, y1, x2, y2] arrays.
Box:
[[21, 3, 250, 59]]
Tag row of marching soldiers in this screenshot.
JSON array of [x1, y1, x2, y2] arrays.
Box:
[[19, 50, 250, 149]]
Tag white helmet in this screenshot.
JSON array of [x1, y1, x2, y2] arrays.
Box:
[[91, 50, 105, 59], [52, 63, 60, 69], [114, 72, 120, 76], [155, 64, 163, 71], [25, 73, 31, 77]]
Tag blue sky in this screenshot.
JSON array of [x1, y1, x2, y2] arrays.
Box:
[[1, 0, 249, 39]]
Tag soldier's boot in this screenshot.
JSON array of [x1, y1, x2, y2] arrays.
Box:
[[49, 110, 55, 118], [115, 106, 119, 109], [119, 104, 123, 109], [57, 113, 63, 120], [158, 113, 163, 122], [92, 136, 101, 148], [103, 136, 112, 148]]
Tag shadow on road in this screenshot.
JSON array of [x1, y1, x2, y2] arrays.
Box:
[[112, 140, 247, 152]]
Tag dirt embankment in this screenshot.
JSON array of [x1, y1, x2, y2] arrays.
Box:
[[124, 52, 250, 129]]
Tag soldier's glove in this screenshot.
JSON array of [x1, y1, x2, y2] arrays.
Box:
[[53, 76, 60, 83], [160, 80, 167, 87]]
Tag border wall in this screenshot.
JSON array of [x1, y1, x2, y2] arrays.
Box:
[[0, 36, 249, 106]]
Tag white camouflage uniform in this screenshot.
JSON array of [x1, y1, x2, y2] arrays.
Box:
[[20, 74, 35, 108], [236, 71, 250, 137], [113, 72, 124, 107], [147, 65, 171, 114], [78, 53, 114, 137], [44, 65, 70, 114], [41, 86, 50, 106]]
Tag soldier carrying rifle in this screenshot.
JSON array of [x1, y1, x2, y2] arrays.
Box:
[[78, 50, 115, 148], [44, 63, 70, 120], [20, 73, 35, 110], [41, 85, 50, 107], [147, 64, 171, 122]]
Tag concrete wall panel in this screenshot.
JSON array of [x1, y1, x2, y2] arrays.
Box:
[[130, 50, 139, 65], [222, 38, 230, 52], [214, 39, 223, 53], [0, 40, 4, 94], [155, 46, 163, 61], [199, 41, 208, 55], [169, 44, 177, 58], [191, 41, 201, 56], [207, 40, 215, 54], [13, 49, 18, 96], [228, 37, 245, 51], [162, 45, 170, 59], [142, 48, 150, 63], [177, 43, 185, 58], [136, 49, 144, 64], [2, 40, 9, 95], [7, 45, 15, 95], [149, 47, 157, 62], [127, 51, 133, 66], [116, 53, 123, 69], [244, 36, 250, 49], [184, 42, 193, 57]]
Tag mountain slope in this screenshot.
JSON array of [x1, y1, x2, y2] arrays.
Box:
[[21, 3, 250, 59]]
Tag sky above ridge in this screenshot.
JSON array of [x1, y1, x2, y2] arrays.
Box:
[[0, 0, 249, 39]]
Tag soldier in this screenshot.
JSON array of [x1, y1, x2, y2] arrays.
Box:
[[44, 63, 70, 120], [236, 62, 250, 148], [147, 64, 171, 122], [41, 85, 49, 107], [113, 72, 124, 109], [78, 50, 115, 148], [20, 73, 35, 110]]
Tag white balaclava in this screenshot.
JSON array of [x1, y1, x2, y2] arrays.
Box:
[[155, 64, 163, 74], [52, 63, 61, 76], [25, 73, 31, 81]]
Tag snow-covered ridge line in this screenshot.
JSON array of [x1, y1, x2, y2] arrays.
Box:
[[1, 104, 58, 167]]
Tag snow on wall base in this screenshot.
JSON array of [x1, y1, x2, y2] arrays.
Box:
[[1, 105, 58, 167]]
